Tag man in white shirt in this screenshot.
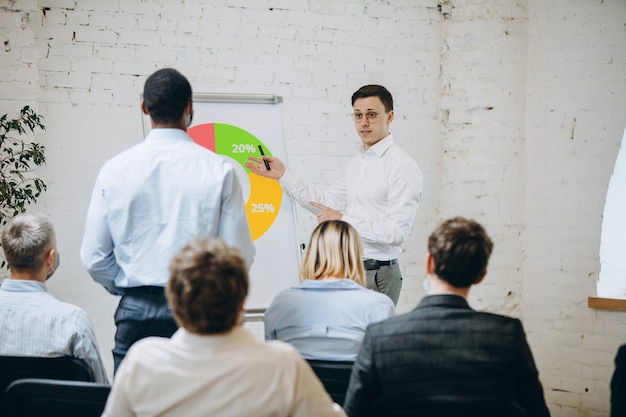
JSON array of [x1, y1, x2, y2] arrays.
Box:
[[102, 237, 345, 417], [80, 68, 255, 372], [246, 85, 422, 304], [0, 213, 108, 383]]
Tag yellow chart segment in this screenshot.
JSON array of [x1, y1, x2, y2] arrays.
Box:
[[247, 173, 282, 241]]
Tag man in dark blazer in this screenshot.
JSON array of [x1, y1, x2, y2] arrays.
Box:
[[343, 217, 551, 417]]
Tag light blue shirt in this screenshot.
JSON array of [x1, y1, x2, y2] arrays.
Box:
[[80, 128, 255, 294], [0, 279, 108, 383], [264, 279, 395, 361]]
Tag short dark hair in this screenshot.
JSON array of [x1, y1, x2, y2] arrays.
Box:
[[143, 68, 192, 124], [428, 217, 494, 288], [351, 85, 393, 112], [166, 237, 248, 335], [1, 213, 55, 273]]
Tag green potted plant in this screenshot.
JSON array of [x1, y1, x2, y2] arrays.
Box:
[[0, 105, 47, 269]]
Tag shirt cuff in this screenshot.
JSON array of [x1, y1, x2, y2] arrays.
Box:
[[341, 214, 355, 226], [277, 169, 298, 191]]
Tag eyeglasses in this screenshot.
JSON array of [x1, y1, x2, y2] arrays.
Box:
[[350, 111, 386, 123]]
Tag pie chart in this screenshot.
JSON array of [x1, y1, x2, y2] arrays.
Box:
[[188, 123, 282, 241]]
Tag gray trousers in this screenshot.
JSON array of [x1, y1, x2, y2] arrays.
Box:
[[365, 262, 402, 305]]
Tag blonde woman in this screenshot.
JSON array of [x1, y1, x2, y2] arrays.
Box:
[[264, 220, 395, 361]]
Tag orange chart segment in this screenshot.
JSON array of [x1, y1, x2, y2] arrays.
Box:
[[188, 122, 282, 241]]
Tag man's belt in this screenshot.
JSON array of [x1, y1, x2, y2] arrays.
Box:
[[363, 258, 398, 270], [123, 286, 165, 296]]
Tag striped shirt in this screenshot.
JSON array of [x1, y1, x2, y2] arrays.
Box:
[[0, 279, 108, 383]]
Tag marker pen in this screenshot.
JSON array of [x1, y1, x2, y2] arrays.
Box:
[[258, 145, 271, 171]]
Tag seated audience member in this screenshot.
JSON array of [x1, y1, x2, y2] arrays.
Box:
[[264, 220, 395, 361], [102, 237, 346, 417], [343, 217, 551, 417], [611, 344, 626, 417], [0, 213, 108, 383]]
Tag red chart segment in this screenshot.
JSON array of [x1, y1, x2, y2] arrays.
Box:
[[188, 123, 215, 151], [188, 123, 282, 241]]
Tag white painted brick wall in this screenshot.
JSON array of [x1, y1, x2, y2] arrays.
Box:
[[439, 0, 528, 326], [523, 0, 626, 415], [1, 1, 625, 415]]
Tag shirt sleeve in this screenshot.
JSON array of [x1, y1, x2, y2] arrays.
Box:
[[382, 298, 396, 319], [279, 169, 348, 215], [514, 321, 551, 417], [218, 166, 256, 270], [343, 328, 380, 417], [342, 158, 422, 247], [263, 300, 278, 340], [71, 309, 109, 384], [80, 176, 123, 295]]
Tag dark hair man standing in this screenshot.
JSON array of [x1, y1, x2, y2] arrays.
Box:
[[247, 85, 422, 305], [81, 68, 255, 373], [343, 217, 551, 417]]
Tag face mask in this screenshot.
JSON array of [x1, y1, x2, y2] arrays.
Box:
[[46, 251, 60, 281], [422, 277, 430, 295]]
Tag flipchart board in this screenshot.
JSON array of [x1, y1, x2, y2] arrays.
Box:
[[142, 93, 301, 311]]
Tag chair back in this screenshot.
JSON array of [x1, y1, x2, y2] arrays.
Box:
[[306, 359, 354, 406], [4, 378, 111, 417], [0, 356, 94, 413]]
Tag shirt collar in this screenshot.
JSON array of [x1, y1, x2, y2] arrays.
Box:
[[171, 326, 258, 350], [0, 279, 47, 293], [359, 133, 394, 157], [144, 128, 194, 143], [418, 293, 472, 309], [298, 279, 364, 290]]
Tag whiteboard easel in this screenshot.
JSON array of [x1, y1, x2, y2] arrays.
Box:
[[142, 93, 301, 310]]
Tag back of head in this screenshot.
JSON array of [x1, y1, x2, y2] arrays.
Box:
[[166, 237, 248, 334], [143, 68, 192, 124], [300, 220, 365, 286], [351, 85, 394, 112], [1, 213, 55, 273], [428, 217, 493, 288]]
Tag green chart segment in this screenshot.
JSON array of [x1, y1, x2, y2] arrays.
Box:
[[216, 124, 266, 169], [187, 123, 283, 241]]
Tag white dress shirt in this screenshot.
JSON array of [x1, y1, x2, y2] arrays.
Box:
[[265, 279, 395, 361], [279, 134, 422, 260], [102, 327, 346, 417], [0, 279, 108, 383], [80, 128, 255, 294]]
